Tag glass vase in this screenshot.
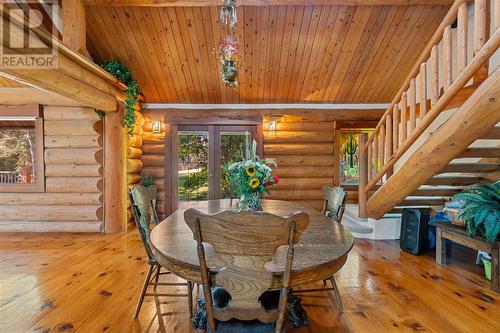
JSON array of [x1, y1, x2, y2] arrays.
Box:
[[239, 192, 263, 211]]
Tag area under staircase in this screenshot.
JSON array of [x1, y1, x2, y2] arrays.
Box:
[[358, 0, 500, 221]]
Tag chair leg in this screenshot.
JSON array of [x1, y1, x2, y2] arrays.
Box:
[[329, 276, 343, 314], [187, 281, 193, 316], [153, 265, 161, 291], [275, 288, 289, 333], [134, 264, 155, 319]]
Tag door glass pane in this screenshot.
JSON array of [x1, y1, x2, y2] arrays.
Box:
[[220, 130, 251, 199], [178, 131, 209, 208]]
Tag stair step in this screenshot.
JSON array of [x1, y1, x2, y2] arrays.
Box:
[[399, 199, 446, 206], [411, 188, 461, 196], [440, 162, 500, 173], [425, 176, 481, 186], [389, 208, 409, 214], [342, 219, 373, 234], [383, 213, 402, 219], [479, 127, 500, 139], [457, 147, 500, 158], [390, 207, 432, 214]]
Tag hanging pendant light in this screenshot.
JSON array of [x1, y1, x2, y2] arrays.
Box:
[[221, 59, 239, 87], [220, 0, 237, 28], [217, 0, 239, 87]]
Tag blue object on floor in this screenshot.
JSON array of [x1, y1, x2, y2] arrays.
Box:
[[427, 212, 451, 249]]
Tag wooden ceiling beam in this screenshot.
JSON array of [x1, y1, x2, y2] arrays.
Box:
[[0, 88, 84, 106], [85, 0, 454, 6], [143, 107, 386, 121], [0, 65, 117, 112], [0, 11, 120, 111], [62, 0, 87, 55]]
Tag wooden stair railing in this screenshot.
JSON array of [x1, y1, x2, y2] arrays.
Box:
[[358, 0, 500, 219]]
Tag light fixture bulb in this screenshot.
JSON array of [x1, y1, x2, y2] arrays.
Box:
[[268, 120, 277, 134], [152, 120, 161, 133]]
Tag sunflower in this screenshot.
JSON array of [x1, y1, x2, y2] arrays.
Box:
[[245, 165, 256, 176], [249, 178, 260, 188]]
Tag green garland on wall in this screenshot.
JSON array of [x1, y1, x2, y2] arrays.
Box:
[[95, 60, 141, 136]]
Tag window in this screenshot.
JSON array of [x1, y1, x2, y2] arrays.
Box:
[[0, 105, 44, 192], [339, 129, 373, 185]]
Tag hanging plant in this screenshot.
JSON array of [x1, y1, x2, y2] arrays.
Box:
[[94, 60, 141, 136]]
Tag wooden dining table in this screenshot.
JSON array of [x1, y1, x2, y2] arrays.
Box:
[[149, 199, 354, 328]]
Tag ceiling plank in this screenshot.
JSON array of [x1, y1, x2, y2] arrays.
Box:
[[85, 0, 454, 7], [86, 5, 448, 103]]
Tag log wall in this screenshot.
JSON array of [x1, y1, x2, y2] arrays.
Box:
[[137, 112, 366, 216], [140, 116, 166, 218], [263, 115, 335, 211], [126, 111, 145, 225], [0, 106, 104, 232]]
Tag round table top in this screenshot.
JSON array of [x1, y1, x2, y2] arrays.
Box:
[[150, 199, 354, 280]]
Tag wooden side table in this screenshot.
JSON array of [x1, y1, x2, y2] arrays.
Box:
[[430, 222, 499, 293]]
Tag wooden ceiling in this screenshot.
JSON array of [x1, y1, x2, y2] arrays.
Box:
[[86, 4, 449, 104]]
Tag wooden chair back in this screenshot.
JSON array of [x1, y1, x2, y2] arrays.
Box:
[[322, 185, 348, 223], [184, 208, 309, 329], [129, 185, 159, 262]]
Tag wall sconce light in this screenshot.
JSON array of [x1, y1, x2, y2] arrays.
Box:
[[152, 120, 162, 133], [268, 116, 280, 135]]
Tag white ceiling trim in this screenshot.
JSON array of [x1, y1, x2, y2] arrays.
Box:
[[0, 116, 35, 121], [143, 103, 390, 110]]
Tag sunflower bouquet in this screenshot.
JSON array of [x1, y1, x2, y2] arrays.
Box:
[[225, 140, 278, 210]]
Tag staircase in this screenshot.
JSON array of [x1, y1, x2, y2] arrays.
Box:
[[358, 0, 500, 220], [389, 129, 500, 215]]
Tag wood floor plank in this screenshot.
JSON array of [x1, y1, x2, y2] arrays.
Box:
[[1, 232, 499, 332]]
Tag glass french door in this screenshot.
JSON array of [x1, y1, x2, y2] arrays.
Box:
[[175, 125, 257, 210]]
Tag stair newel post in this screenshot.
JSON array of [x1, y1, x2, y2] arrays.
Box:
[[359, 133, 368, 218]]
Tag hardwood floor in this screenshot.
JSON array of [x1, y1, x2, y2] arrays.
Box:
[[1, 231, 499, 333]]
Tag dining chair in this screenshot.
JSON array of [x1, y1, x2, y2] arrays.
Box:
[[293, 186, 348, 314], [321, 185, 349, 223], [184, 208, 310, 333], [129, 185, 194, 319]]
